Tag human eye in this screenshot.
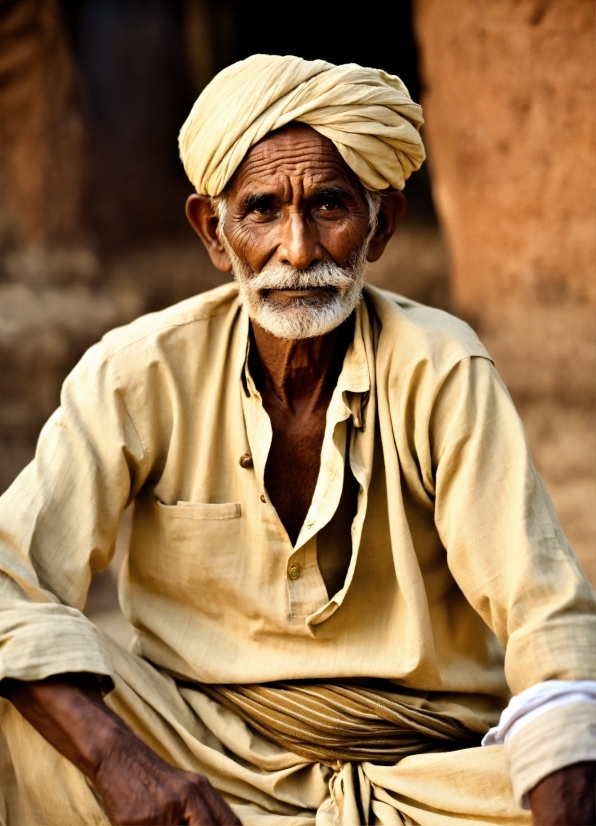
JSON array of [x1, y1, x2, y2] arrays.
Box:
[[319, 198, 341, 211], [314, 188, 350, 216], [253, 203, 273, 216], [242, 194, 278, 220]]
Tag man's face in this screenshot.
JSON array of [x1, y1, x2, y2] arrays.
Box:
[[216, 123, 376, 339]]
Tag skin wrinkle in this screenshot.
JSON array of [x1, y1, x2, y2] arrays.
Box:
[[213, 188, 381, 244], [221, 128, 370, 274], [217, 211, 375, 341]]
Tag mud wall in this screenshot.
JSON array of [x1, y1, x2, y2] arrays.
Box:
[[414, 0, 595, 311], [413, 0, 595, 581]]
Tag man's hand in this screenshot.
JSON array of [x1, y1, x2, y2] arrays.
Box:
[[92, 720, 240, 825], [529, 762, 595, 825], [3, 674, 241, 825]]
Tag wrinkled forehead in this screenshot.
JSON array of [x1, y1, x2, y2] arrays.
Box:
[[225, 122, 363, 200]]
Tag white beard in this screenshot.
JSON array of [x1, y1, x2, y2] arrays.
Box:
[[219, 232, 372, 340]]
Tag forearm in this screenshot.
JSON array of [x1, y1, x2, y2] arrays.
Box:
[[2, 672, 127, 782], [529, 762, 595, 826], [2, 672, 242, 825]]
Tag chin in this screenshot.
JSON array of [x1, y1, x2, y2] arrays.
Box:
[[249, 292, 362, 340]]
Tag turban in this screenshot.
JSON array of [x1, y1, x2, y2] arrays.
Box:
[[179, 54, 425, 197]]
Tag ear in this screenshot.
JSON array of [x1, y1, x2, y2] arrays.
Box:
[[186, 194, 231, 272], [366, 191, 407, 263]]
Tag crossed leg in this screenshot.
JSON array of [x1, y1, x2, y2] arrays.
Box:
[[0, 635, 530, 826]]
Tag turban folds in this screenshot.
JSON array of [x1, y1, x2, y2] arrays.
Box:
[[179, 54, 425, 197]]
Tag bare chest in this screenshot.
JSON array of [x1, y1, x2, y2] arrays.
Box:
[[263, 405, 327, 546]]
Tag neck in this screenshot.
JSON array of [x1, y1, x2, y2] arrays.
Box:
[[249, 317, 353, 414]]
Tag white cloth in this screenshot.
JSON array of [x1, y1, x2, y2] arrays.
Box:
[[482, 679, 596, 807]]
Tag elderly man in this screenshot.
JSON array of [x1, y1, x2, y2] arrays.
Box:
[[0, 55, 595, 826]]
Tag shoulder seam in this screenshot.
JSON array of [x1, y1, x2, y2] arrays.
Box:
[[101, 303, 234, 366]]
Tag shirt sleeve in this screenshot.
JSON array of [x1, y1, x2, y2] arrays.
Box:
[[0, 340, 148, 686], [482, 680, 596, 806], [504, 700, 596, 806], [430, 356, 596, 694]]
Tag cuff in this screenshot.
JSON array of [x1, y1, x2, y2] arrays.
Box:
[[0, 606, 115, 688], [506, 701, 596, 808]]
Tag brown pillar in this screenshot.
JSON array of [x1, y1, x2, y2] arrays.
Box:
[[0, 0, 89, 284], [413, 0, 596, 582], [414, 0, 595, 312]]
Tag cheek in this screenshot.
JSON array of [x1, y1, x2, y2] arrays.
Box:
[[225, 211, 370, 269], [320, 219, 369, 264], [224, 222, 272, 270]]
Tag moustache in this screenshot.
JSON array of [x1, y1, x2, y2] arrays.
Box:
[[246, 262, 355, 294]]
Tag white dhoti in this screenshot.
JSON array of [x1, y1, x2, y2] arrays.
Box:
[[0, 635, 530, 826]]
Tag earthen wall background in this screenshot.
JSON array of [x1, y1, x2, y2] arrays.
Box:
[[415, 0, 595, 310], [412, 0, 595, 583]]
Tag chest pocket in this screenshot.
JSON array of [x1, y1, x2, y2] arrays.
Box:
[[159, 501, 241, 520], [133, 499, 245, 617]]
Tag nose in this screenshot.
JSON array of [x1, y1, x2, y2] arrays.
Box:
[[277, 213, 323, 270]]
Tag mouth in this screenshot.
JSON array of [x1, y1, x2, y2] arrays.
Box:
[[261, 286, 337, 302]]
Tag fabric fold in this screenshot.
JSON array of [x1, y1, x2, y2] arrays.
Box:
[[178, 54, 425, 195], [0, 607, 114, 686], [505, 701, 596, 808], [201, 682, 482, 767]]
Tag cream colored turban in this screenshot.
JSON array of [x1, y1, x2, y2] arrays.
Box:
[[179, 54, 425, 197]]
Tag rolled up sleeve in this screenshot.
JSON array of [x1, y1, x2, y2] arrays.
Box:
[[0, 339, 148, 685], [428, 356, 596, 800], [506, 701, 596, 806]]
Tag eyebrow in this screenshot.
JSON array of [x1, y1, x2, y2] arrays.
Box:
[[238, 192, 275, 210], [237, 184, 356, 211], [313, 185, 354, 201]]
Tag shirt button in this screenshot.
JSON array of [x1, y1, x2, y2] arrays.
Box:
[[260, 494, 266, 503], [306, 520, 314, 529], [288, 565, 301, 580], [239, 454, 253, 469]]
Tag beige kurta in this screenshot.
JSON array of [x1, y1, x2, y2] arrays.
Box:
[[0, 283, 594, 823]]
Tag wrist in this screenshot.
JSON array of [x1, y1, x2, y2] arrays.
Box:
[[529, 762, 596, 826], [70, 700, 129, 781], [3, 674, 130, 781]]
